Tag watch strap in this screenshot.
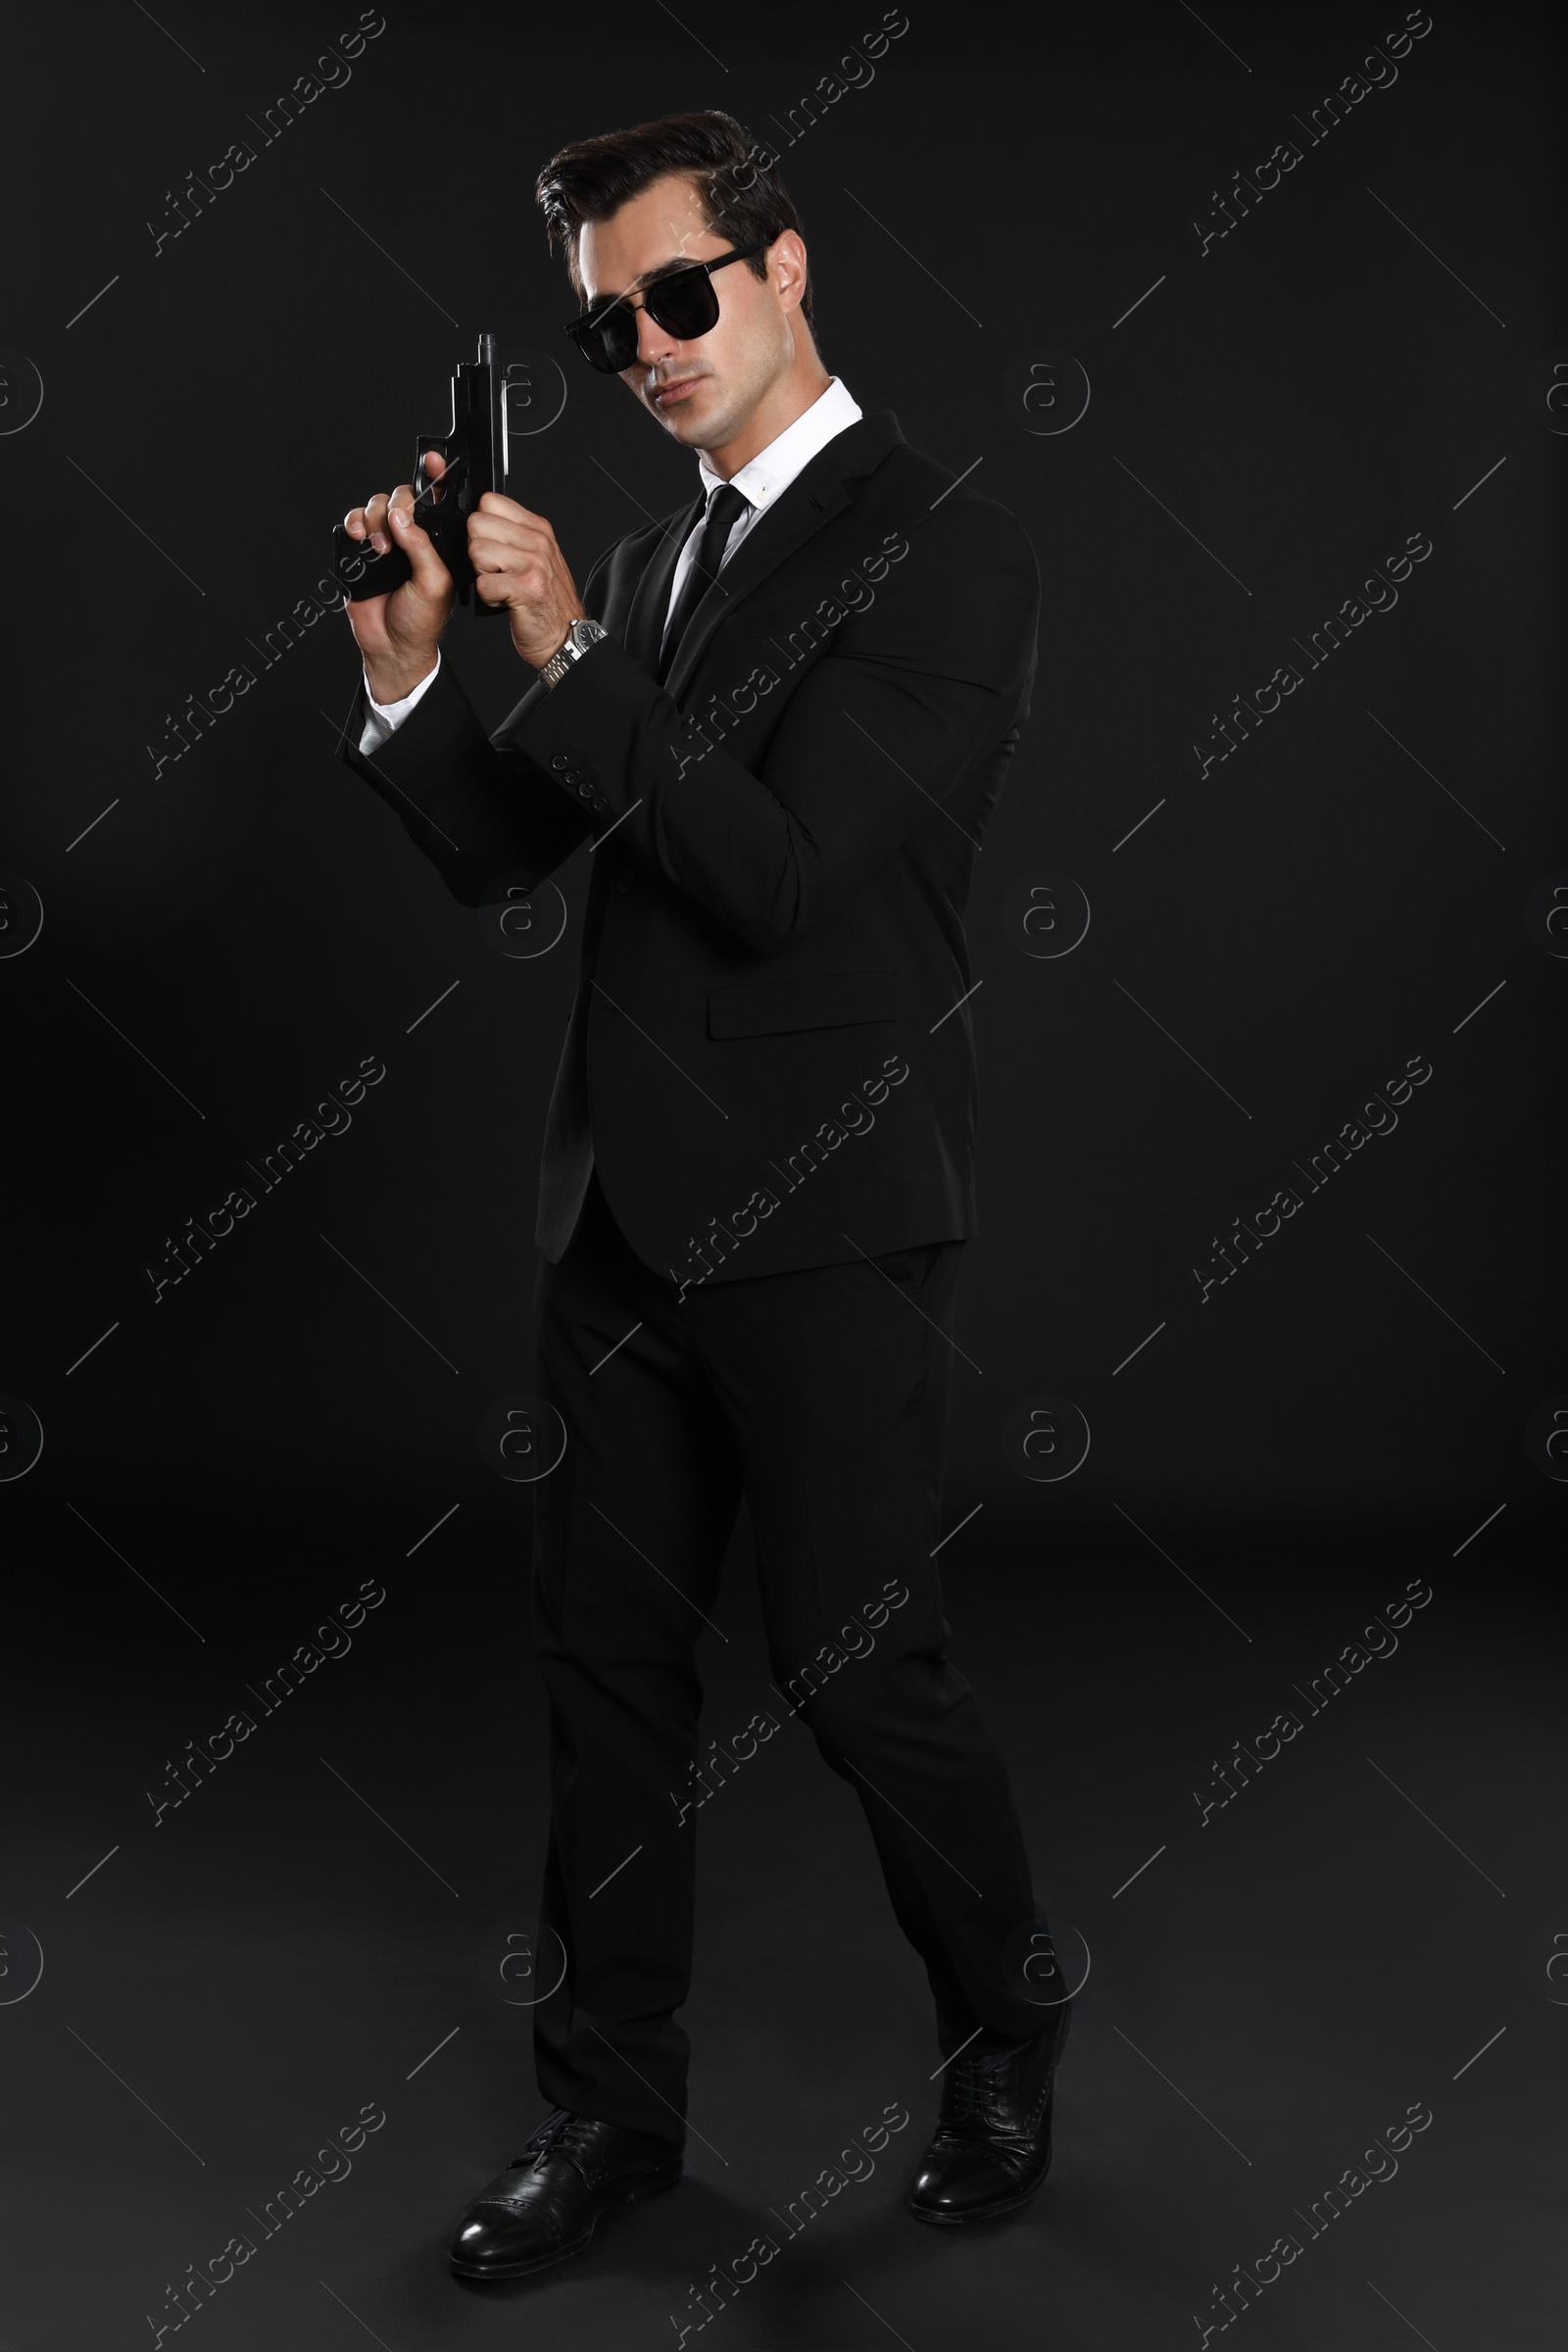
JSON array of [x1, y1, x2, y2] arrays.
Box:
[[539, 617, 607, 689]]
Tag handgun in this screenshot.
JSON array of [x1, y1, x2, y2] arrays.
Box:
[[331, 334, 543, 612]]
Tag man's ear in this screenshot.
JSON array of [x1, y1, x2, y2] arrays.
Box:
[[771, 230, 808, 314]]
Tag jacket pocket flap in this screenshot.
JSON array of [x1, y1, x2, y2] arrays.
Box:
[[708, 969, 899, 1039]]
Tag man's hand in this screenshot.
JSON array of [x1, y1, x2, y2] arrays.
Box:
[[466, 492, 587, 668], [340, 453, 457, 705]]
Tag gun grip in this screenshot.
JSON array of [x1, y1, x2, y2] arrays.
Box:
[[331, 523, 412, 603]]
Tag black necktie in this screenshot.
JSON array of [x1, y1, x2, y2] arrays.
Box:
[[659, 482, 750, 682]]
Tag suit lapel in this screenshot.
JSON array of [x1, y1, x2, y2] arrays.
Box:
[[622, 492, 704, 674], [662, 411, 905, 703]]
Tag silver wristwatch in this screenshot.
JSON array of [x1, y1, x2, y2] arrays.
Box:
[[538, 616, 608, 689]]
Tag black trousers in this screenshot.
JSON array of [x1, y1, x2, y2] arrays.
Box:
[[528, 1169, 1048, 2143]]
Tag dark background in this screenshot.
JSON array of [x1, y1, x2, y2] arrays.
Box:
[[2, 3, 1562, 2346]]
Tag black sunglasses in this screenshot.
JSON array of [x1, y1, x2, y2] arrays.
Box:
[[564, 241, 766, 373]]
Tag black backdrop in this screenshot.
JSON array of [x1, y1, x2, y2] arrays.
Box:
[[3, 5, 1563, 2348]]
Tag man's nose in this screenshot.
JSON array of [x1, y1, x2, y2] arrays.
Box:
[[632, 298, 680, 368]]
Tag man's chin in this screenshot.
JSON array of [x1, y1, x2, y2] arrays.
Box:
[[650, 383, 729, 443]]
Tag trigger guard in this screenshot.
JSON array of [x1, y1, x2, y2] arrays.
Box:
[[414, 435, 459, 499]]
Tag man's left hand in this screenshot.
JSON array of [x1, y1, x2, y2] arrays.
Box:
[[466, 493, 586, 669]]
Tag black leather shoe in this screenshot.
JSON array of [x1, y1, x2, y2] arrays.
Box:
[[907, 2004, 1073, 2225], [448, 2107, 682, 2278]]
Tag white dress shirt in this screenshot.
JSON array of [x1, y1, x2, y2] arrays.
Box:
[[357, 375, 862, 755]]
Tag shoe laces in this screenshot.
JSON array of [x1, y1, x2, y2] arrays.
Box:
[[512, 2107, 604, 2170], [944, 2044, 1017, 2125], [941, 2037, 1054, 2138]]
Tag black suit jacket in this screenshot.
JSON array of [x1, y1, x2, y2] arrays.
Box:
[[339, 409, 1039, 1288]]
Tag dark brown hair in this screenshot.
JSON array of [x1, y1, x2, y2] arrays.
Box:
[[535, 109, 815, 333]]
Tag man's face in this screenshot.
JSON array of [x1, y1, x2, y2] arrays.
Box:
[[577, 172, 798, 451]]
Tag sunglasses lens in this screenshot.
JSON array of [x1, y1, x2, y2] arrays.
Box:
[[573, 302, 637, 372], [648, 268, 721, 342]]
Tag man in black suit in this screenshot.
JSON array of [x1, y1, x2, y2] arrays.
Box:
[[338, 108, 1070, 2279]]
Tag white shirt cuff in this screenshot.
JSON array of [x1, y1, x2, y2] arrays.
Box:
[[358, 654, 441, 755]]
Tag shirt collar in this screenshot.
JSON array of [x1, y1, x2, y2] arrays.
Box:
[[696, 377, 863, 514]]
